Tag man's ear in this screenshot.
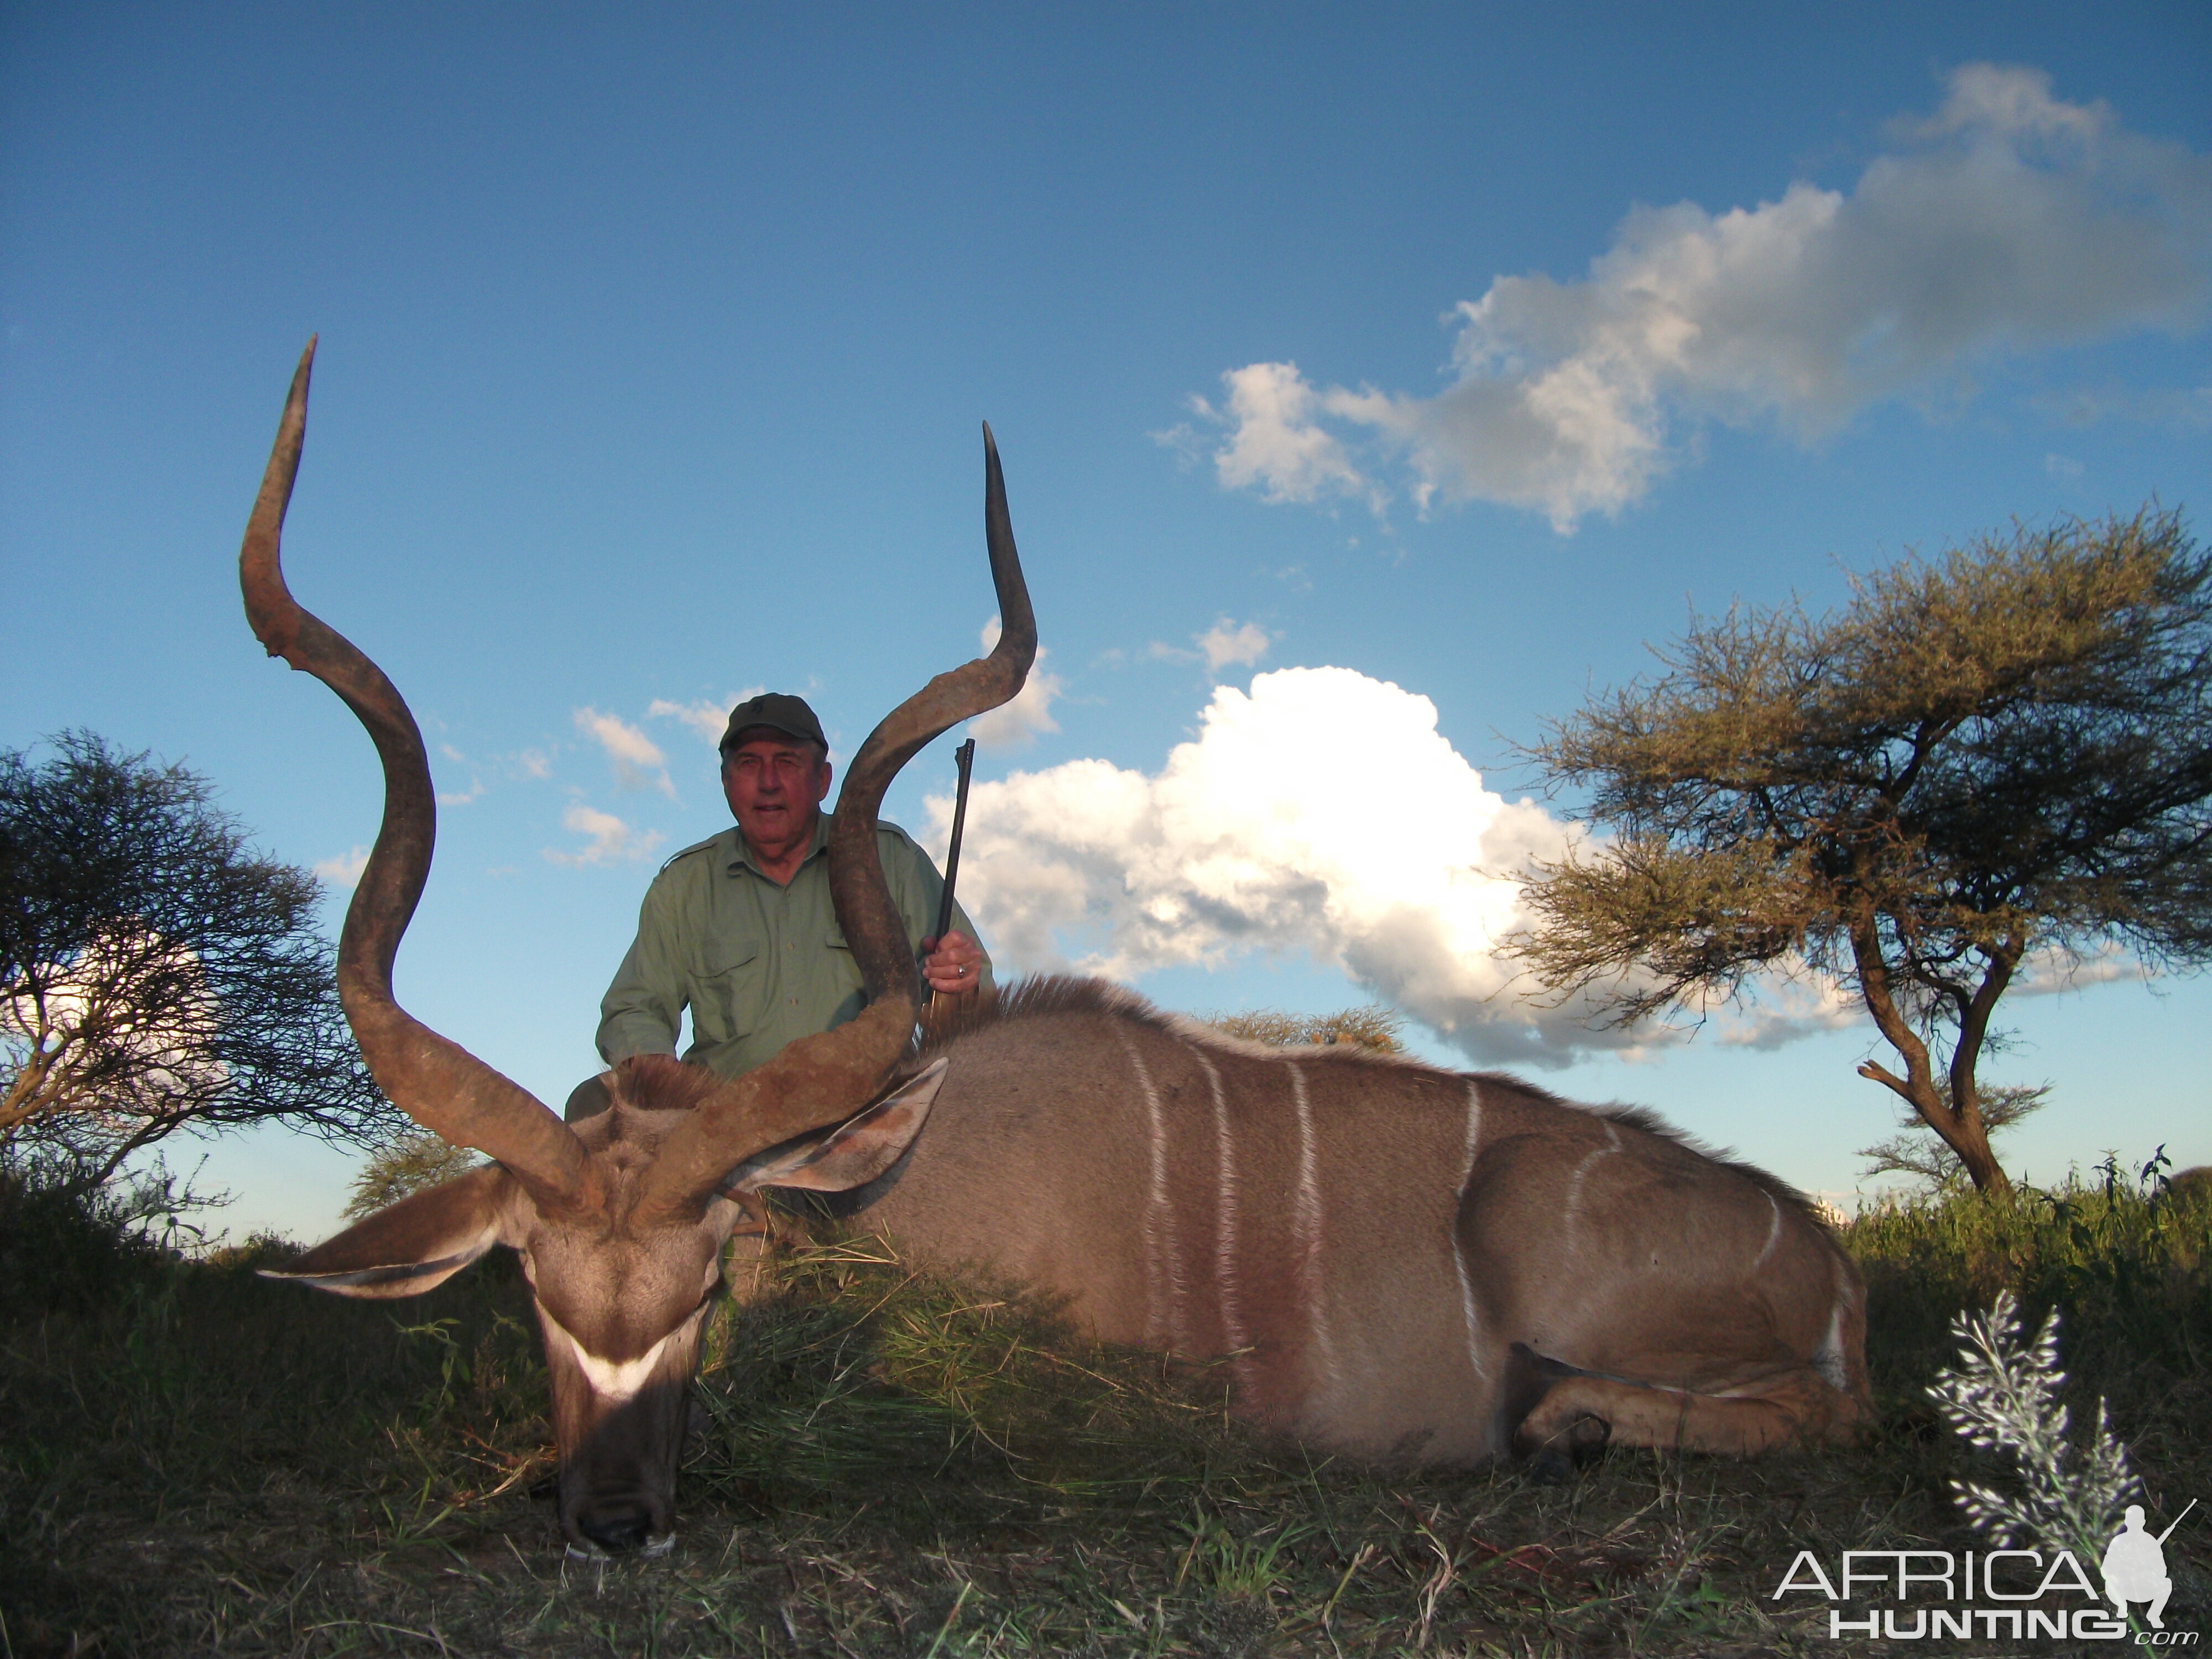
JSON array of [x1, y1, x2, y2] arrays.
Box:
[[724, 1058, 946, 1194], [259, 1164, 521, 1298]]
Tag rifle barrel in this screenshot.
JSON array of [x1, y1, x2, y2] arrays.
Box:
[[935, 738, 977, 943]]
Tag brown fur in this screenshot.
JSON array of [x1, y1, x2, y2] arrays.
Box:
[[853, 974, 1869, 1467]]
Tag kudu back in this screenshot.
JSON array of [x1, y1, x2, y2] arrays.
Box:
[[241, 340, 1035, 1556]]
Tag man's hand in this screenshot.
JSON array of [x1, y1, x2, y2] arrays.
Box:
[[921, 931, 985, 997]]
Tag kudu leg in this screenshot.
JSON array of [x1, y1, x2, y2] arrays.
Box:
[[1514, 1363, 1865, 1459]]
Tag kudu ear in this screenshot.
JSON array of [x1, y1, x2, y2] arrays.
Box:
[[259, 1163, 521, 1299], [721, 1059, 947, 1194]]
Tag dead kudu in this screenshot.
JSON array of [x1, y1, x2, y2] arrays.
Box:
[[247, 344, 1866, 1557]]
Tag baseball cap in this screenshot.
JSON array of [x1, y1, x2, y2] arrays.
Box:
[[717, 692, 829, 754]]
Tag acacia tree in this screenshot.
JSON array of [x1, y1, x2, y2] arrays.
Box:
[[1, 732, 395, 1185], [1513, 510, 2212, 1194]]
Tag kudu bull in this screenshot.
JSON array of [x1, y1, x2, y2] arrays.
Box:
[[247, 343, 1866, 1558]]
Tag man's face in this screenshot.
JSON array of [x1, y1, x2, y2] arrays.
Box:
[[721, 733, 832, 856]]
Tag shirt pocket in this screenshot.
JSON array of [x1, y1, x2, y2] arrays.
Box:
[[691, 937, 764, 1046], [823, 928, 869, 1018]]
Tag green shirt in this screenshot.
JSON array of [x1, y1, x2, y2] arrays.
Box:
[[596, 815, 990, 1081]]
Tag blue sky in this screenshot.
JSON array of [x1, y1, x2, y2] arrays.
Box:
[[5, 3, 2208, 1240]]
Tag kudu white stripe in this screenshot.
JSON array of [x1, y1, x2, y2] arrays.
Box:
[[1286, 1060, 1334, 1380], [1755, 1191, 1783, 1268], [1452, 1079, 1489, 1382], [540, 1303, 706, 1404], [1116, 1024, 1182, 1349], [1187, 1041, 1251, 1379], [1562, 1118, 1623, 1236]]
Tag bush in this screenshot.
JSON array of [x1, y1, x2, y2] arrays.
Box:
[[1843, 1154, 2212, 1396], [0, 1159, 176, 1319]]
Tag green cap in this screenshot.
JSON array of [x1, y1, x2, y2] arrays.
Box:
[[718, 692, 828, 755]]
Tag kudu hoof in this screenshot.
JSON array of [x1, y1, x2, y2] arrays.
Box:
[[1523, 1411, 1611, 1483], [1526, 1447, 1577, 1485]]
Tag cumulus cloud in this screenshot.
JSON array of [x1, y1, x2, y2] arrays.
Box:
[[313, 846, 369, 889], [575, 707, 674, 795], [1180, 362, 1379, 508], [1197, 619, 1273, 672], [544, 805, 664, 869], [1193, 65, 2212, 531], [1155, 618, 1277, 674], [923, 665, 1670, 1067], [650, 690, 765, 748], [968, 615, 1063, 750]]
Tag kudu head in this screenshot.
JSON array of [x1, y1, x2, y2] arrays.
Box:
[[241, 339, 1034, 1556]]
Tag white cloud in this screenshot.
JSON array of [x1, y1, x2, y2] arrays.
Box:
[[968, 615, 1063, 750], [650, 690, 765, 748], [575, 707, 674, 796], [313, 846, 369, 889], [1198, 361, 1378, 507], [1150, 618, 1275, 675], [2015, 939, 2150, 995], [544, 805, 664, 869], [1196, 65, 2212, 531], [1197, 619, 1273, 672], [921, 664, 1677, 1067]]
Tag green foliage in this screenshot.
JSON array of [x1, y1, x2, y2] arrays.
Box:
[[1, 731, 397, 1185], [342, 1128, 482, 1219], [1516, 509, 2212, 1191], [0, 1156, 171, 1319], [1202, 1005, 1406, 1052], [1845, 1151, 2212, 1384]]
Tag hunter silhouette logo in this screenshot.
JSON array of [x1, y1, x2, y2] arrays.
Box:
[[2105, 1500, 2194, 1631]]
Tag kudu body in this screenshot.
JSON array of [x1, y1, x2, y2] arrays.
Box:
[[871, 980, 1868, 1466], [247, 343, 1863, 1558]]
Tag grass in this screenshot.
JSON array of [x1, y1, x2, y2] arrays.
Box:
[[2, 1161, 2208, 1656]]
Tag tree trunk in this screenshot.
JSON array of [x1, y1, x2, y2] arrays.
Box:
[[1846, 909, 2016, 1197]]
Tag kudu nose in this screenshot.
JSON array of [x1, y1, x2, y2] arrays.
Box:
[[576, 1500, 656, 1554]]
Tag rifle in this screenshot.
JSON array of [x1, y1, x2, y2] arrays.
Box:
[[932, 738, 977, 980], [2157, 1498, 2198, 1545]]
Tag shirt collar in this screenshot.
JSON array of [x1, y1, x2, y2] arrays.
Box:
[[725, 813, 832, 878]]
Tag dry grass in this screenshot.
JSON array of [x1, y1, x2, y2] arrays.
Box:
[[3, 1168, 2208, 1656]]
